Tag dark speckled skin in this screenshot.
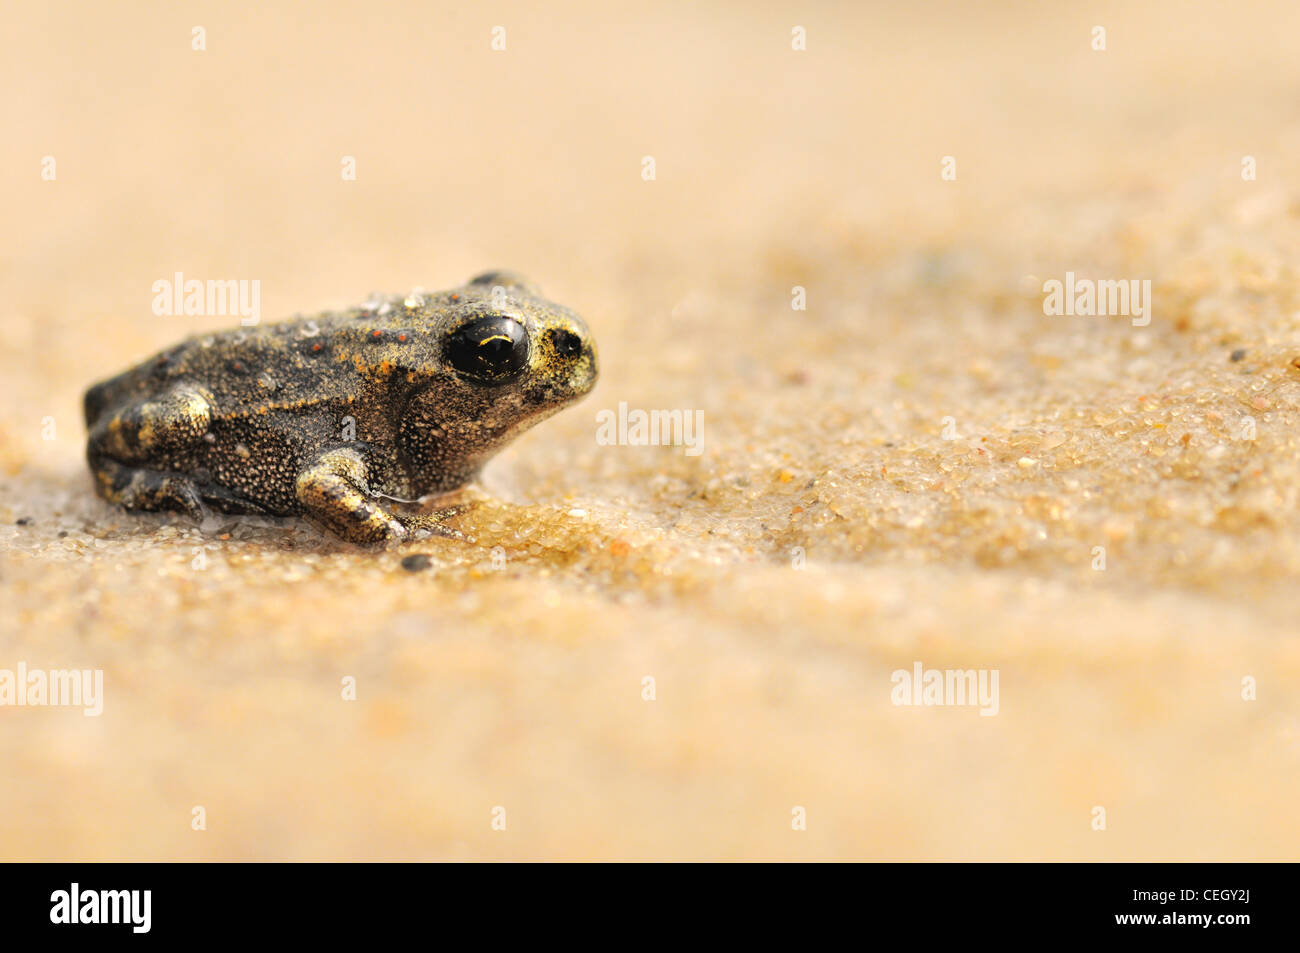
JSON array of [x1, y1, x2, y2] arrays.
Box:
[[83, 272, 597, 543]]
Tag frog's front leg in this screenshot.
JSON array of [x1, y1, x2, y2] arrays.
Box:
[[295, 446, 410, 544], [294, 446, 466, 544]]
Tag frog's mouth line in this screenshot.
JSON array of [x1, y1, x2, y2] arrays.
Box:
[[529, 359, 598, 404], [526, 383, 589, 407]]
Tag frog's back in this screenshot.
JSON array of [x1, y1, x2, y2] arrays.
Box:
[[83, 312, 364, 427]]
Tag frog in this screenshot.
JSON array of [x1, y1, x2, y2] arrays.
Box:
[[83, 271, 598, 544]]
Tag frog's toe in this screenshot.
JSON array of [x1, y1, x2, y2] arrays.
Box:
[[398, 506, 469, 541]]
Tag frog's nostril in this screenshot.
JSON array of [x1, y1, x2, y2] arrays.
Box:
[[550, 328, 583, 358]]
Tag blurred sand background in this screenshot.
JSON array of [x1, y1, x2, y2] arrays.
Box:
[[3, 0, 1300, 859]]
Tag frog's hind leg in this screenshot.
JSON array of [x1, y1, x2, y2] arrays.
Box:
[[88, 385, 212, 463], [88, 453, 205, 520], [86, 385, 213, 520]]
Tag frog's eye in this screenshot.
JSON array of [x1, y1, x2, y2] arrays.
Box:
[[445, 316, 530, 382]]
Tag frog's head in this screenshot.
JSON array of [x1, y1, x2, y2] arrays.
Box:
[[405, 271, 598, 478]]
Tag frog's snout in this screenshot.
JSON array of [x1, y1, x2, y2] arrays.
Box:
[[571, 335, 598, 397], [541, 321, 597, 399]]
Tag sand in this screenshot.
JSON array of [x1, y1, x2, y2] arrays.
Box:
[[2, 0, 1299, 859]]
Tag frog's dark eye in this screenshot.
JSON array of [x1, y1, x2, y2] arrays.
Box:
[[549, 328, 583, 358], [444, 316, 530, 382]]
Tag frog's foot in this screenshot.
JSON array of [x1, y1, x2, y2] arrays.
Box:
[[394, 503, 471, 541], [295, 446, 411, 545], [89, 454, 205, 521]]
